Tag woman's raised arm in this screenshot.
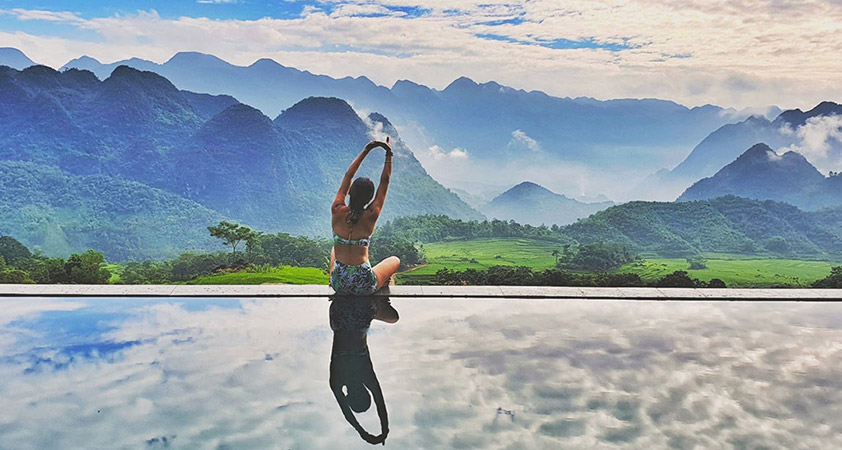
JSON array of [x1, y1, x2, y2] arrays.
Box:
[[333, 142, 378, 210], [369, 137, 393, 214]]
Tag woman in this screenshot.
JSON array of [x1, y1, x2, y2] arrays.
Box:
[[330, 137, 400, 295]]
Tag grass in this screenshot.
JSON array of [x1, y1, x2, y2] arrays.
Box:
[[400, 238, 562, 284], [186, 266, 328, 285], [399, 238, 838, 287], [615, 257, 836, 288]]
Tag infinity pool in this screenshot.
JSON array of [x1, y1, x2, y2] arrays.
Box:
[[0, 297, 840, 449]]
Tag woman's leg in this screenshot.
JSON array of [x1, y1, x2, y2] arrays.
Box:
[[372, 256, 400, 289], [374, 296, 399, 323], [329, 246, 336, 276]]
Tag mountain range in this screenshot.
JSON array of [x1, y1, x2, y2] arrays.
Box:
[[482, 181, 613, 226], [678, 143, 842, 210], [0, 64, 479, 259], [49, 49, 767, 194], [641, 102, 842, 200]]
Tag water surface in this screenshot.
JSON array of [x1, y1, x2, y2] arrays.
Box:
[[0, 297, 840, 449]]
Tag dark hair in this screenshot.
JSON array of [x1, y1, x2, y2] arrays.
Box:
[[347, 177, 375, 225], [346, 383, 372, 413]]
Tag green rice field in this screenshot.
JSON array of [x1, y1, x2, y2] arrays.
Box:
[[399, 238, 563, 284], [186, 266, 329, 285], [399, 238, 838, 287], [615, 258, 835, 288]]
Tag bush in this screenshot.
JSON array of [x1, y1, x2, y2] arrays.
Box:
[[370, 236, 426, 269], [122, 261, 172, 284], [708, 278, 727, 288], [655, 270, 704, 288], [686, 256, 707, 270], [0, 268, 34, 284], [563, 243, 635, 271], [813, 266, 842, 288]]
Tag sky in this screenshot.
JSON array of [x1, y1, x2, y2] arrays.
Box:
[[1, 0, 842, 109]]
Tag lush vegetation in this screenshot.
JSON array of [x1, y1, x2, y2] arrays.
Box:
[[0, 161, 224, 260], [398, 236, 839, 288], [616, 258, 835, 288], [184, 265, 328, 285], [0, 65, 479, 254], [432, 265, 724, 288], [382, 196, 842, 259], [0, 236, 111, 284], [813, 266, 842, 288]]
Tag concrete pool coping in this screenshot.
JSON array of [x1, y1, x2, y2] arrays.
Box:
[[0, 284, 841, 300]]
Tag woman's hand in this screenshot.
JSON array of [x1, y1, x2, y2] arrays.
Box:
[[365, 138, 392, 153]]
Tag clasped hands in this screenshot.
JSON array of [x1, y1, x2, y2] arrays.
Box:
[[365, 137, 392, 156]]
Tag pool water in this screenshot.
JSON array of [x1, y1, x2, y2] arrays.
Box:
[[0, 297, 840, 449]]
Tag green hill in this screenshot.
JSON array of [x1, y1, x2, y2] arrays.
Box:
[[0, 161, 226, 260]]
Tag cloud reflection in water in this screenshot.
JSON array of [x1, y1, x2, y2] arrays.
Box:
[[0, 298, 840, 449]]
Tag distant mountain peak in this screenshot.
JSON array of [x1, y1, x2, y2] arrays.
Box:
[[0, 47, 36, 70], [165, 51, 230, 67], [740, 142, 775, 158], [444, 76, 479, 92], [485, 181, 612, 226], [275, 96, 361, 129], [678, 142, 829, 207], [67, 55, 101, 64], [509, 181, 553, 193], [248, 58, 284, 69]]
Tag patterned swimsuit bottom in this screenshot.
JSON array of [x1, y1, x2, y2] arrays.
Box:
[[330, 260, 378, 295]]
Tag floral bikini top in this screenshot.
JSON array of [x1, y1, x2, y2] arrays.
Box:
[[333, 233, 371, 247]]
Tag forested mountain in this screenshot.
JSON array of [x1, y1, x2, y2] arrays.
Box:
[[60, 50, 751, 173], [678, 144, 842, 210], [483, 181, 613, 226], [565, 196, 842, 258], [382, 196, 842, 259], [0, 64, 480, 258], [0, 161, 224, 260], [641, 101, 842, 200]]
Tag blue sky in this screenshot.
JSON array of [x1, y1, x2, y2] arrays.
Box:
[[0, 1, 841, 109]]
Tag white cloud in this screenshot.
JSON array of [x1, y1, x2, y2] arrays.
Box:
[[197, 0, 239, 4], [428, 145, 468, 160], [781, 114, 842, 173], [2, 2, 842, 108], [508, 129, 541, 152], [0, 8, 85, 24]]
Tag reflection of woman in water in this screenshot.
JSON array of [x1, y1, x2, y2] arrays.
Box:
[[329, 295, 399, 445], [329, 138, 400, 295]]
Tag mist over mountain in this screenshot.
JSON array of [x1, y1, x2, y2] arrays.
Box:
[[483, 181, 613, 226], [678, 143, 842, 210], [638, 101, 842, 200], [0, 64, 480, 257], [59, 50, 760, 198]]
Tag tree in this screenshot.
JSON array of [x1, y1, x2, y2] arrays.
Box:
[[65, 250, 110, 284], [813, 266, 842, 288], [0, 236, 32, 267], [245, 230, 264, 263], [551, 249, 560, 265], [686, 256, 707, 270], [208, 221, 257, 260]]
